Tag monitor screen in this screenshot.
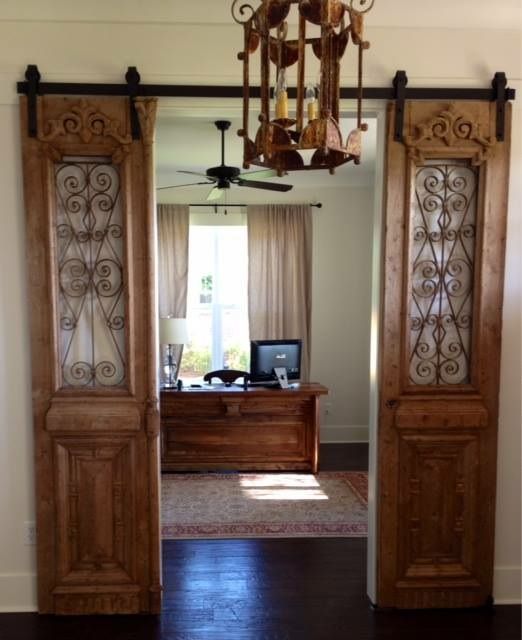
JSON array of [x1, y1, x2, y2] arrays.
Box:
[[249, 339, 302, 384]]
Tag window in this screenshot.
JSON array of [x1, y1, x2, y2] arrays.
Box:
[[179, 225, 249, 381]]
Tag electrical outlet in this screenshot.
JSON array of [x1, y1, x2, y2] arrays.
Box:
[[324, 401, 333, 416], [24, 521, 37, 546]]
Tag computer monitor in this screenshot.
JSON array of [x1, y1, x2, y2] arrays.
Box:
[[249, 339, 302, 385]]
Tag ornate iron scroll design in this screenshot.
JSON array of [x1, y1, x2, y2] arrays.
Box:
[[408, 161, 478, 386], [231, 0, 256, 24], [55, 158, 126, 388]]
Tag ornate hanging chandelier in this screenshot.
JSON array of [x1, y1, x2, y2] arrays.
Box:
[[232, 0, 375, 175]]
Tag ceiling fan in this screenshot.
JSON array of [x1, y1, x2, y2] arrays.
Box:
[[157, 120, 293, 201]]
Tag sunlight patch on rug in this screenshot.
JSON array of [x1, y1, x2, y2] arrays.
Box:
[[161, 471, 368, 539], [240, 473, 328, 501]]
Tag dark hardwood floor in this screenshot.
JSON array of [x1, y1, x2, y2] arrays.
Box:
[[319, 442, 369, 471], [1, 444, 520, 640]]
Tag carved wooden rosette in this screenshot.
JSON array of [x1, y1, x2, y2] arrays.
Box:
[[20, 95, 161, 614], [233, 0, 372, 174], [378, 101, 511, 608]]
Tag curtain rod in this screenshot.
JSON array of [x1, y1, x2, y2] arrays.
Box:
[[186, 203, 322, 208]]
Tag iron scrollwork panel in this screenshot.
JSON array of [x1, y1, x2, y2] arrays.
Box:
[[55, 157, 126, 388], [408, 160, 478, 386]]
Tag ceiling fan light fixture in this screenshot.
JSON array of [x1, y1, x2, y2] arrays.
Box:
[[206, 186, 225, 201], [232, 0, 375, 175]]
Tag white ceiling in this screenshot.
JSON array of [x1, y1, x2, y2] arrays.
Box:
[[155, 114, 377, 204]]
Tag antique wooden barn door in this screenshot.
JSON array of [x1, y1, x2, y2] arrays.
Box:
[[377, 101, 511, 608], [20, 96, 161, 614]]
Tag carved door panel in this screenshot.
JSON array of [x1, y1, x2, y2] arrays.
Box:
[[378, 102, 511, 608], [20, 96, 161, 614]]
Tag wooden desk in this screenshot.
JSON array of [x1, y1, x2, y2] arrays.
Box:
[[160, 383, 328, 473]]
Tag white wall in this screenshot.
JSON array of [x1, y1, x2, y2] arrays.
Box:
[[494, 98, 522, 604], [0, 103, 37, 612], [310, 187, 373, 442], [0, 0, 520, 610]]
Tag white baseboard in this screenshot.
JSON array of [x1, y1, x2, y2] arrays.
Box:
[[320, 424, 369, 443], [0, 572, 37, 612], [493, 566, 522, 604]]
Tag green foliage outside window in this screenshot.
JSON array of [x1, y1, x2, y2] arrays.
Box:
[[181, 343, 249, 378], [199, 274, 213, 303], [180, 347, 212, 377], [224, 345, 249, 371]]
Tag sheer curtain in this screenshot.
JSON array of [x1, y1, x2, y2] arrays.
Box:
[[157, 204, 190, 376], [247, 204, 313, 381]]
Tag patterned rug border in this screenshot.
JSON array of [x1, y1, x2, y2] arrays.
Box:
[[161, 471, 368, 540]]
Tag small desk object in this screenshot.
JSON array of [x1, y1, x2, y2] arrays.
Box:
[[160, 383, 328, 473]]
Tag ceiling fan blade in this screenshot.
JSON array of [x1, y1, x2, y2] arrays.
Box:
[[235, 179, 293, 192], [157, 181, 212, 191], [177, 170, 211, 179], [239, 168, 279, 180], [206, 186, 224, 201]]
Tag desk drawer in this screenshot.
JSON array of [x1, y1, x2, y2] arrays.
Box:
[[160, 396, 223, 416], [238, 398, 310, 416], [161, 396, 311, 418]]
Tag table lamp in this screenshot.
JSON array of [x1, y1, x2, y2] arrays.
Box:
[[159, 317, 189, 387]]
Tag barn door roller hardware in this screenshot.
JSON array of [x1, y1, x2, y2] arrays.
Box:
[[18, 65, 515, 140], [492, 71, 509, 142], [392, 70, 407, 142], [392, 70, 513, 143], [24, 65, 40, 138], [125, 66, 142, 140]]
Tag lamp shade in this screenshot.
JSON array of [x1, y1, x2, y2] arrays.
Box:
[[159, 317, 189, 345]]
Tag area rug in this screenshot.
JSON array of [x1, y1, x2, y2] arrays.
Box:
[[161, 471, 368, 539]]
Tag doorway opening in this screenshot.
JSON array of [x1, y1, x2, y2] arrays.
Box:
[[154, 104, 386, 610]]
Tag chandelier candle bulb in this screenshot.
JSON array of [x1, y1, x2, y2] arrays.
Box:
[[275, 69, 289, 120], [306, 83, 317, 121]]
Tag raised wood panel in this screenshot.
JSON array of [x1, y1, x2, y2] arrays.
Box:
[[53, 436, 137, 585], [46, 401, 141, 432], [398, 434, 479, 584], [395, 399, 488, 429], [165, 423, 306, 457], [52, 587, 140, 615]]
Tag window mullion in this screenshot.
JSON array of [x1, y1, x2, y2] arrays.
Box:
[[212, 227, 223, 369]]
